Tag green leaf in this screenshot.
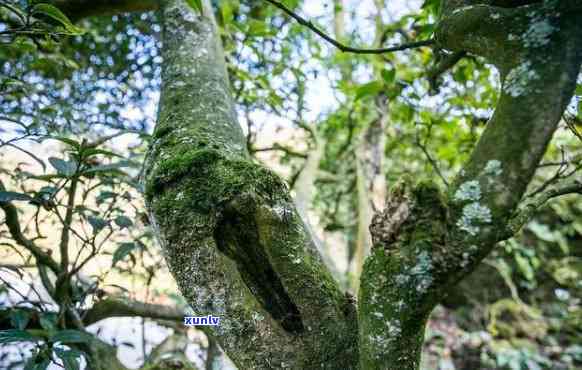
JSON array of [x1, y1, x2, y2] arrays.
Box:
[[0, 191, 32, 202], [10, 309, 31, 330], [50, 329, 93, 344], [527, 221, 555, 242], [31, 3, 85, 35], [112, 242, 139, 267], [96, 191, 117, 205], [88, 216, 108, 233], [220, 2, 235, 25], [515, 253, 535, 281], [114, 215, 133, 229], [185, 0, 203, 14], [0, 329, 40, 344], [248, 19, 272, 37], [54, 348, 84, 370], [82, 148, 122, 158], [355, 81, 384, 101], [24, 356, 51, 370], [49, 136, 81, 149], [381, 69, 396, 84], [48, 157, 78, 177], [39, 312, 57, 333]]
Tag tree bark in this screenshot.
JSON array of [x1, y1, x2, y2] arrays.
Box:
[[144, 1, 357, 368]]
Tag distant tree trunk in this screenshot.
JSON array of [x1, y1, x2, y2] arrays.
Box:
[[136, 0, 582, 369]]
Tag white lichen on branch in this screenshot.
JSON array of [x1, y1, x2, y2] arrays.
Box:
[[505, 61, 539, 97], [523, 14, 555, 48], [454, 180, 481, 202], [484, 159, 503, 176], [456, 202, 492, 236]]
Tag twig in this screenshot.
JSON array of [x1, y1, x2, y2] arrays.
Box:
[[427, 50, 466, 94], [0, 180, 61, 274], [59, 173, 79, 272], [251, 144, 307, 158], [527, 147, 569, 198], [415, 123, 449, 187], [564, 114, 582, 143], [506, 177, 582, 238], [263, 0, 434, 54]]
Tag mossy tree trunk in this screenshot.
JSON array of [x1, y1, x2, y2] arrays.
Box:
[[54, 0, 582, 368], [143, 0, 358, 368]]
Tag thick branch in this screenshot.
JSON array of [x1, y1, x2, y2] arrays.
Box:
[[359, 3, 582, 369], [446, 9, 582, 246], [83, 297, 186, 326], [0, 298, 185, 329]]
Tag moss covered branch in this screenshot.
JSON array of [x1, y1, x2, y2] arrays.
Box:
[[505, 177, 582, 237], [358, 2, 582, 368]]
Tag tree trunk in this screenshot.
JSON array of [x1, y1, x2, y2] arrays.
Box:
[[144, 1, 357, 368], [350, 0, 388, 292]]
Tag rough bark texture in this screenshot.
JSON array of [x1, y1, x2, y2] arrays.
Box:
[[143, 1, 357, 368]]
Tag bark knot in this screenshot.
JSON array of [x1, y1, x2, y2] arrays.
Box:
[[370, 182, 412, 249]]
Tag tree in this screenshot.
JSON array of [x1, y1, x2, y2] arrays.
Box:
[[2, 0, 582, 369]]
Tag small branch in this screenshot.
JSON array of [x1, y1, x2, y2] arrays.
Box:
[[527, 147, 569, 198], [0, 181, 61, 274], [427, 50, 466, 94], [251, 144, 307, 158], [505, 177, 582, 238], [415, 123, 449, 187], [564, 114, 582, 143], [86, 130, 143, 148], [59, 175, 79, 272], [263, 0, 434, 54], [82, 297, 186, 326]]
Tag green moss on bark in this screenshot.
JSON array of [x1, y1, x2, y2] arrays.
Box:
[[359, 180, 449, 369], [146, 146, 358, 368], [146, 148, 289, 212]]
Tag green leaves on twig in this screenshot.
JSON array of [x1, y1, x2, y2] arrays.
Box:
[[30, 3, 85, 36]]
